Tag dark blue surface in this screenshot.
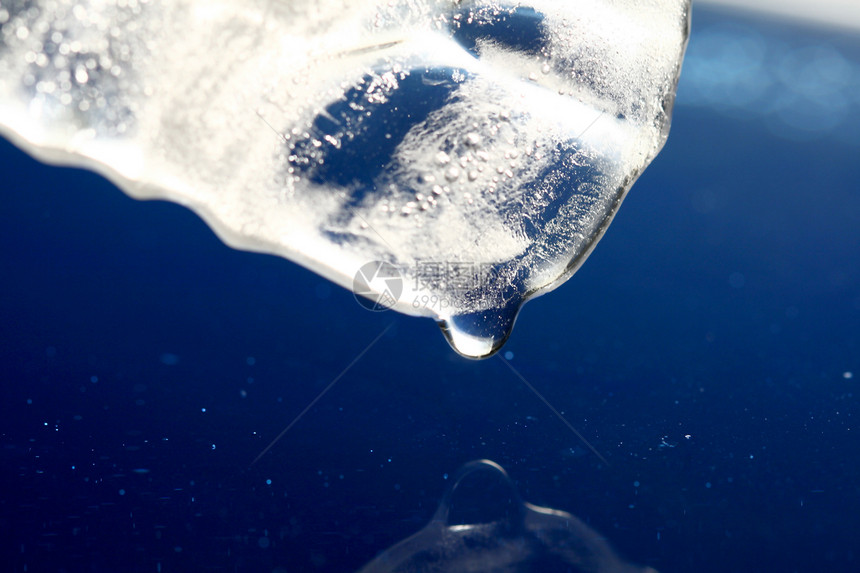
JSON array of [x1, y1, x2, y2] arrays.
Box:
[[2, 7, 859, 573]]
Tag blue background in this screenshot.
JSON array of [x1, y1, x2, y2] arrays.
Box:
[[1, 6, 858, 573]]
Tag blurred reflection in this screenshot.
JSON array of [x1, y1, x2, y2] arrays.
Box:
[[680, 18, 860, 143], [359, 460, 656, 573]]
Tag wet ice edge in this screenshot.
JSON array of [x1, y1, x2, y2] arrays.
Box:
[[0, 0, 690, 357]]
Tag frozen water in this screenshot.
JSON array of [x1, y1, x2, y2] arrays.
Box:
[[0, 0, 690, 358], [358, 459, 658, 572]]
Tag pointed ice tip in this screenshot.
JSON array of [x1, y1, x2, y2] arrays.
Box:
[[438, 305, 520, 360]]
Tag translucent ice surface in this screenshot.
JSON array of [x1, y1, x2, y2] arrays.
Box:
[[0, 0, 690, 358]]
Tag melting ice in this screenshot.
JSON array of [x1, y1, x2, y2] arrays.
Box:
[[0, 0, 690, 358]]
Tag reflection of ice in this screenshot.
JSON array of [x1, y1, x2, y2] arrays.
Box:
[[359, 459, 657, 573], [0, 0, 690, 358]]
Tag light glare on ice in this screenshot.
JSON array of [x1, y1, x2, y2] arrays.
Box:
[[0, 0, 690, 358]]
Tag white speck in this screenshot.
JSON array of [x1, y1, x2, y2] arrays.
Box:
[[74, 66, 88, 84], [843, 371, 853, 379]]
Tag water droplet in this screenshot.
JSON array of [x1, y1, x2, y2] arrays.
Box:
[[438, 302, 522, 359]]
